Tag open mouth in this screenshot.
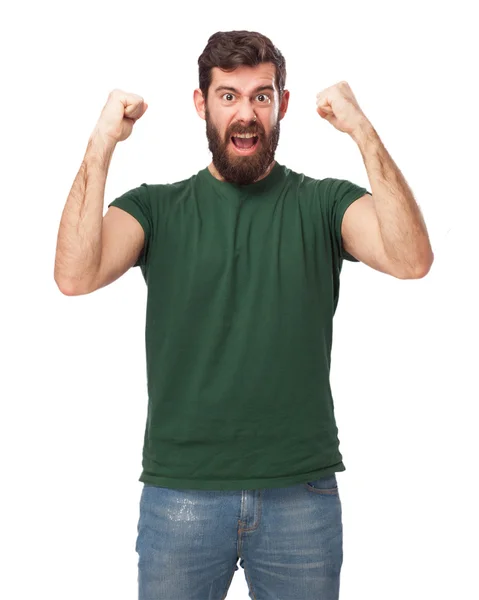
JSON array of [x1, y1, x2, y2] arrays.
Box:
[[231, 135, 259, 151]]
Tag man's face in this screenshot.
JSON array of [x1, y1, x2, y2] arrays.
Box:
[[200, 63, 287, 185]]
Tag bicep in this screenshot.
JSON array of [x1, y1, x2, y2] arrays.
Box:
[[91, 206, 145, 291], [341, 193, 396, 276]]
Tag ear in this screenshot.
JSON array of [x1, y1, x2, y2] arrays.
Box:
[[194, 88, 206, 120], [278, 89, 290, 121]]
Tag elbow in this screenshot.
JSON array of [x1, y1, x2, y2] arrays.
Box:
[[415, 250, 435, 279], [396, 251, 434, 280], [56, 281, 80, 296], [54, 276, 94, 296]]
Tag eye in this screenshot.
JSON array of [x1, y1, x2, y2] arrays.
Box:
[[222, 93, 235, 101], [256, 93, 271, 103]]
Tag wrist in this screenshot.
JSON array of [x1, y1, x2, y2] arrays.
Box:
[[87, 127, 117, 168], [89, 125, 118, 150], [351, 118, 376, 147]]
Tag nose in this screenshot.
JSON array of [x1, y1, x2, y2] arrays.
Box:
[[235, 98, 257, 127]]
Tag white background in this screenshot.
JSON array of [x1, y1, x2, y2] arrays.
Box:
[[1, 0, 478, 598]]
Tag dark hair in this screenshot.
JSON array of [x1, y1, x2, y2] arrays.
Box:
[[198, 30, 286, 103]]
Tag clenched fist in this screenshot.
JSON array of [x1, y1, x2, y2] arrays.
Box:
[[94, 89, 148, 143]]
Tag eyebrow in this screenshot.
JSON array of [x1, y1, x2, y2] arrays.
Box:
[[214, 85, 275, 95]]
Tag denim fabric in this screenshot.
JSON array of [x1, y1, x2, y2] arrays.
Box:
[[136, 473, 343, 599]]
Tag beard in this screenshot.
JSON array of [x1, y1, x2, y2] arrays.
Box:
[[205, 106, 280, 186]]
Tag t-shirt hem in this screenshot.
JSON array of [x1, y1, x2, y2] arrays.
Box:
[[138, 462, 346, 491]]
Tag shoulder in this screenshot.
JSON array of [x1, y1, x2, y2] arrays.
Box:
[[280, 164, 333, 192], [288, 171, 368, 206], [147, 171, 198, 194], [142, 172, 201, 210], [279, 166, 337, 209]]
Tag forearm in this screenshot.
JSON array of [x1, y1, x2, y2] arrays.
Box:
[[352, 121, 434, 277], [54, 129, 117, 294]]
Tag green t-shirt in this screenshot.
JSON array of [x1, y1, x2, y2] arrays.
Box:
[[108, 161, 370, 490]]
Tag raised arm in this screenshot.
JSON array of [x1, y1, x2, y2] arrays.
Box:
[[54, 89, 148, 296]]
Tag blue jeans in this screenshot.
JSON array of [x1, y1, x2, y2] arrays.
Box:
[[136, 473, 343, 599]]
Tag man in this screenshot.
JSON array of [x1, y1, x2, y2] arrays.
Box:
[[54, 30, 433, 600]]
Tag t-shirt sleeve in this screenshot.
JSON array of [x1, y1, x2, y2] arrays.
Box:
[[323, 177, 372, 262], [107, 183, 152, 268]]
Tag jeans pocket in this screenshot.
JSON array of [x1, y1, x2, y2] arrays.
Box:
[[303, 473, 339, 494]]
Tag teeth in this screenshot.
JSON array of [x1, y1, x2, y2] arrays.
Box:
[[233, 133, 257, 138]]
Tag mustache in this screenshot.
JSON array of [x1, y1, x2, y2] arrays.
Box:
[[228, 127, 262, 137]]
